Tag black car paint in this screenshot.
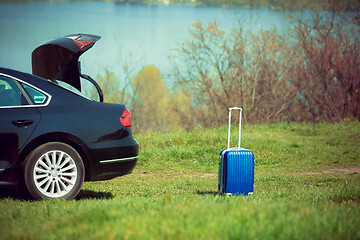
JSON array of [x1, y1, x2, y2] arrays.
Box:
[[0, 67, 139, 188]]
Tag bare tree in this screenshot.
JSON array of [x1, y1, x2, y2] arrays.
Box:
[[170, 20, 300, 127], [294, 10, 360, 122]]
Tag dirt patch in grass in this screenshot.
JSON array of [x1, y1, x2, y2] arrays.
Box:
[[135, 168, 360, 178], [305, 167, 360, 175], [182, 173, 217, 178], [135, 172, 217, 178]]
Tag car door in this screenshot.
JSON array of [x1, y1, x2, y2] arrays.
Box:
[[0, 75, 40, 169]]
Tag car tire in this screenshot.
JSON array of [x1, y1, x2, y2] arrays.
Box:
[[23, 142, 84, 200]]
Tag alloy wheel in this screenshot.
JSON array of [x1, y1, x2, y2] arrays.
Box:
[[33, 150, 78, 198]]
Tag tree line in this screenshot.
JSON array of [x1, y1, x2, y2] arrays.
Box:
[[7, 0, 359, 12], [89, 6, 360, 132]]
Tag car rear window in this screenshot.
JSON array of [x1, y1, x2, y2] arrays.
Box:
[[20, 82, 48, 105], [56, 80, 91, 100], [0, 75, 20, 107]]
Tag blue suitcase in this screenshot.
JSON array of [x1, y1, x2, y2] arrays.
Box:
[[218, 107, 254, 195]]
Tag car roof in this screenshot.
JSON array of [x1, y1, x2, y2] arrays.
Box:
[[0, 67, 47, 86], [0, 67, 92, 106]]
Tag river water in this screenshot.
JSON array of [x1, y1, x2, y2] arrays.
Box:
[[0, 2, 292, 78]]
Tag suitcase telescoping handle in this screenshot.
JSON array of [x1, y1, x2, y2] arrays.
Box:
[[227, 107, 243, 150]]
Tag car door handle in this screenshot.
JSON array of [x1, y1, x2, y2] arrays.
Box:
[[12, 120, 34, 127]]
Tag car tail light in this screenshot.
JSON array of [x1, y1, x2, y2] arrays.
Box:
[[120, 109, 132, 128], [72, 39, 93, 50]]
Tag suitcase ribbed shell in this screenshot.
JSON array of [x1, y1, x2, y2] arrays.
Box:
[[219, 149, 254, 195]]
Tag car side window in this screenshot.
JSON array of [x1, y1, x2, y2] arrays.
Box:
[[0, 75, 20, 107], [20, 82, 48, 105]]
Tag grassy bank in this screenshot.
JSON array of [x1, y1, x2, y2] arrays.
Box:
[[1, 121, 359, 239]]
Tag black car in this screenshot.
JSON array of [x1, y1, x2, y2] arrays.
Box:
[[0, 34, 139, 200]]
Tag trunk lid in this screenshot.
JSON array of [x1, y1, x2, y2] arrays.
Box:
[[31, 34, 101, 91]]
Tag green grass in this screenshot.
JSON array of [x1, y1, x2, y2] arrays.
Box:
[[1, 121, 360, 239]]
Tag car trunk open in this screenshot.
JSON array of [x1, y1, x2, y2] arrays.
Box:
[[32, 34, 101, 92]]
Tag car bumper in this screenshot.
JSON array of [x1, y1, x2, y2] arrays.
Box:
[[89, 156, 138, 181], [85, 138, 139, 181]]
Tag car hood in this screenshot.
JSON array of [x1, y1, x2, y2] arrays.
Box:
[[32, 34, 101, 91]]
